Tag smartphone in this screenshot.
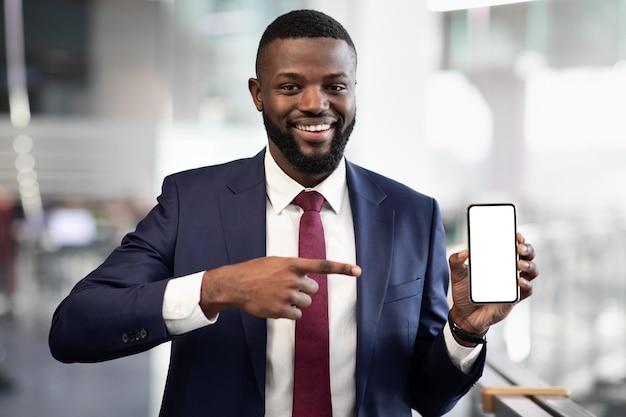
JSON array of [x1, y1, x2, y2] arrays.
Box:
[[467, 203, 519, 304]]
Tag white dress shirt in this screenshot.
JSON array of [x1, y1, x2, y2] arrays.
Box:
[[263, 150, 357, 417], [161, 149, 481, 417]]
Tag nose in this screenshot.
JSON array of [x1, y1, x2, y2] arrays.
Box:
[[298, 87, 328, 114]]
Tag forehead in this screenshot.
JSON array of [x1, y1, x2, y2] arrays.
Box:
[[259, 37, 356, 80]]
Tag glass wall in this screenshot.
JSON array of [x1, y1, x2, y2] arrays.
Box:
[[430, 2, 626, 416]]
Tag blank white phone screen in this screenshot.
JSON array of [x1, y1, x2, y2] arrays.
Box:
[[468, 204, 519, 304]]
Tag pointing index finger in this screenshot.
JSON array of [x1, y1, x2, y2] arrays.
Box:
[[295, 258, 361, 277]]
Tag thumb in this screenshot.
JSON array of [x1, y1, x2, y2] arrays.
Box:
[[448, 249, 469, 281]]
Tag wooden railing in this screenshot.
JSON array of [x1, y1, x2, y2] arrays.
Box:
[[475, 350, 597, 416]]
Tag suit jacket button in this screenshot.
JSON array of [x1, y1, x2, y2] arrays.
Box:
[[122, 329, 147, 343]]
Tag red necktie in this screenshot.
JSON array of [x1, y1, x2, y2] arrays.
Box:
[[292, 190, 332, 417]]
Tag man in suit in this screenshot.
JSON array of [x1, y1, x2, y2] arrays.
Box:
[[49, 9, 538, 417]]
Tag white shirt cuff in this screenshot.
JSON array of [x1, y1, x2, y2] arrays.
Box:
[[443, 322, 484, 374], [162, 271, 216, 335]]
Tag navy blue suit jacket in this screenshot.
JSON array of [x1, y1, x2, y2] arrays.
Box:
[[50, 150, 484, 417]]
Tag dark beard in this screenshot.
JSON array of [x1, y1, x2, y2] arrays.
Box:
[[263, 112, 355, 176]]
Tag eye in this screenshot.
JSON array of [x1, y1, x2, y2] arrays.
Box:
[[280, 84, 300, 92], [327, 84, 347, 92]]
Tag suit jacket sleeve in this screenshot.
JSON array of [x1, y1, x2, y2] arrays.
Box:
[[408, 201, 485, 416], [49, 175, 182, 363], [347, 162, 484, 417]]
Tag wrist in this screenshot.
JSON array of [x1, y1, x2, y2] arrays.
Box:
[[199, 269, 231, 319], [448, 310, 488, 346]]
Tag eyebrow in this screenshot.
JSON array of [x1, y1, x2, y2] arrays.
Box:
[[276, 72, 351, 81]]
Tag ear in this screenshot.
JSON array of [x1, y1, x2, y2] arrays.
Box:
[[248, 78, 263, 112]]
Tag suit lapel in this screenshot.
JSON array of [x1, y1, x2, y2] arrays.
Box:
[[219, 151, 268, 401], [346, 162, 395, 412]]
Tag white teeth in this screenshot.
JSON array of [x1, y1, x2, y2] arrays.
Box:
[[296, 124, 331, 132]]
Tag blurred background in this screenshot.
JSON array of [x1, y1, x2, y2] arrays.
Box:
[[0, 0, 625, 416]]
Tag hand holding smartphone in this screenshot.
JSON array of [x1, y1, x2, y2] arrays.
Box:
[[467, 203, 519, 304]]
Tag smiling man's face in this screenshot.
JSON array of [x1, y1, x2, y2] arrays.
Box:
[[248, 37, 357, 187]]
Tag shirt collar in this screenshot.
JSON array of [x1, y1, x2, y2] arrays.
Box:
[[265, 148, 347, 215]]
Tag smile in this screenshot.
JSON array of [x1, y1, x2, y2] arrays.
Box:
[[295, 124, 331, 132]]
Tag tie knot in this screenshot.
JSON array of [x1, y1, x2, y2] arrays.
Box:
[[294, 190, 325, 212]]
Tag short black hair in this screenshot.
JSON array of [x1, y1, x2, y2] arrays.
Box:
[[255, 9, 357, 76]]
